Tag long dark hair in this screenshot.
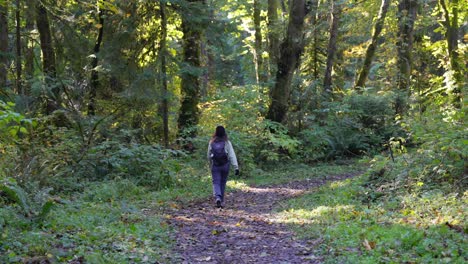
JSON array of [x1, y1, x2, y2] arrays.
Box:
[[210, 125, 228, 142]]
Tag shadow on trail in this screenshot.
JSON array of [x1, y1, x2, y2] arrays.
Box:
[[165, 173, 359, 264]]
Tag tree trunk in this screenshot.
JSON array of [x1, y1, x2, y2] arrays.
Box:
[[36, 1, 58, 113], [88, 5, 104, 116], [354, 0, 391, 90], [268, 0, 280, 77], [160, 1, 169, 148], [267, 0, 310, 123], [15, 0, 21, 95], [24, 0, 35, 95], [0, 1, 8, 92], [323, 0, 341, 98], [178, 0, 203, 137], [310, 0, 319, 80], [395, 0, 417, 114], [254, 0, 264, 83], [439, 0, 462, 107]]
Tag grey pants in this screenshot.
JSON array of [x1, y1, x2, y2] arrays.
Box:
[[211, 162, 230, 202]]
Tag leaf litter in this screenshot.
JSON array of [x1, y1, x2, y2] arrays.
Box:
[[166, 173, 357, 263]]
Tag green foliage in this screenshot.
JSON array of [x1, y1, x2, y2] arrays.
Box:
[[276, 173, 467, 263], [256, 120, 301, 162], [84, 141, 184, 189], [0, 101, 34, 142], [198, 85, 302, 172], [0, 178, 30, 213], [0, 181, 171, 263], [1, 0, 466, 261], [364, 100, 466, 200], [4, 111, 187, 192], [299, 93, 401, 161], [0, 177, 55, 224]]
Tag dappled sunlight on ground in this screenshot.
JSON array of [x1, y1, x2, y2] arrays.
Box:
[[273, 205, 356, 225], [162, 173, 358, 263]]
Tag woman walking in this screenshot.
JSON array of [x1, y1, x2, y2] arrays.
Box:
[[207, 126, 239, 208]]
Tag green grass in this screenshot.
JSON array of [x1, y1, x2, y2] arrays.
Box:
[[274, 173, 467, 263], [2, 158, 465, 263], [0, 158, 363, 263], [237, 160, 365, 187], [0, 179, 173, 263]]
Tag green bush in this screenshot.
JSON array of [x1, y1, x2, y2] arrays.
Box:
[[84, 141, 184, 189], [0, 177, 56, 225], [364, 100, 466, 198], [299, 93, 401, 161], [0, 101, 34, 141]]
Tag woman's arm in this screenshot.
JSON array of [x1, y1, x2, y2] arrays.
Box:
[[226, 141, 239, 170], [207, 142, 212, 162]]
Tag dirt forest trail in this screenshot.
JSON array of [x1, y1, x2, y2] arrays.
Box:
[[163, 173, 359, 264]]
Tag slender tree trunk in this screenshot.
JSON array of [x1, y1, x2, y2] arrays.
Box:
[[395, 0, 417, 114], [268, 0, 280, 77], [178, 0, 203, 137], [88, 5, 104, 116], [160, 1, 169, 148], [267, 0, 310, 123], [323, 0, 341, 98], [202, 0, 215, 96], [15, 0, 22, 95], [254, 0, 264, 83], [0, 1, 8, 92], [354, 0, 391, 90], [36, 1, 58, 113], [24, 0, 35, 95], [439, 0, 462, 107], [311, 0, 319, 79]]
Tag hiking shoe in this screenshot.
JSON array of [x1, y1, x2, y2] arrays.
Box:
[[216, 200, 222, 208]]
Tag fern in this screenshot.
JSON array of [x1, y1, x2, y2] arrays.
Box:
[[36, 200, 55, 222], [0, 181, 30, 213]]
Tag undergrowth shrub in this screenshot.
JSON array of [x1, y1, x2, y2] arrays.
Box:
[[0, 177, 55, 225], [255, 120, 301, 163], [197, 85, 303, 172], [0, 101, 34, 178], [83, 141, 184, 190], [364, 104, 466, 199], [299, 93, 402, 161], [5, 111, 187, 193], [82, 179, 144, 202]]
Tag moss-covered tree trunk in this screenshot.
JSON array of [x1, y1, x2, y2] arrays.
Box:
[[24, 0, 35, 96], [354, 0, 391, 90], [15, 0, 22, 95], [88, 5, 104, 116], [267, 0, 280, 78], [0, 2, 8, 93], [267, 0, 310, 123], [254, 0, 264, 83], [323, 0, 341, 98], [310, 0, 319, 80], [160, 1, 169, 147], [178, 0, 203, 137], [395, 0, 417, 115], [439, 0, 462, 108], [36, 1, 58, 113]]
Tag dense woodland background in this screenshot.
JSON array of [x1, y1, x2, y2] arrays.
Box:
[[0, 0, 466, 262]]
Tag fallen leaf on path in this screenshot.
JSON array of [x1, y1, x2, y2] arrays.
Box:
[[362, 239, 376, 250], [211, 228, 228, 235], [195, 256, 212, 261]]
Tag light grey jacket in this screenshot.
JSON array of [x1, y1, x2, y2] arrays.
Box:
[[207, 140, 239, 170]]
